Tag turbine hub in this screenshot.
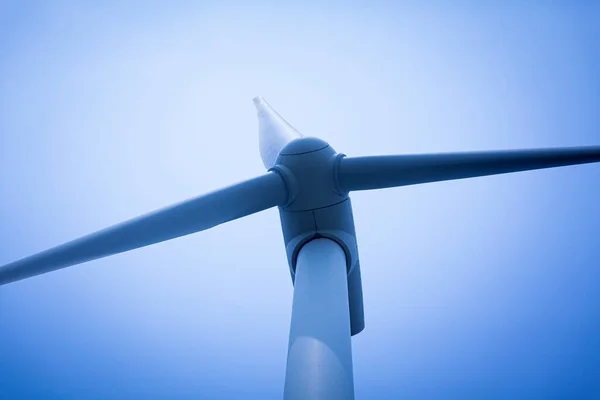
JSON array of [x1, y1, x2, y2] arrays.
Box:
[[271, 137, 347, 212], [279, 136, 329, 156]]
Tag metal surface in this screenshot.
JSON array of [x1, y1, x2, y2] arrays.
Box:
[[273, 137, 365, 335], [284, 238, 354, 400], [0, 172, 287, 285], [338, 146, 600, 192]]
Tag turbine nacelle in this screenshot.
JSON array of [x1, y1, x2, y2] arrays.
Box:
[[267, 133, 366, 336]]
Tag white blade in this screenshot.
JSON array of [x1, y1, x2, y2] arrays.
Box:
[[254, 96, 303, 169], [0, 172, 287, 286], [338, 146, 600, 191]]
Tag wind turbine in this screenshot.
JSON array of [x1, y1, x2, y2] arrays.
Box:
[[1, 97, 599, 399]]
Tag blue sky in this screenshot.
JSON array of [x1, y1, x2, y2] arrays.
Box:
[[1, 2, 599, 399]]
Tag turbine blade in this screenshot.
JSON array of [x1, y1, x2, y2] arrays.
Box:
[[0, 172, 287, 286], [338, 146, 600, 191], [254, 96, 303, 169]]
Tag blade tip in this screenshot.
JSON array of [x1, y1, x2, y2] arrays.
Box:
[[253, 96, 266, 109]]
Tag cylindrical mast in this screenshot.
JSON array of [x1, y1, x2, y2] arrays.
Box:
[[284, 238, 354, 400]]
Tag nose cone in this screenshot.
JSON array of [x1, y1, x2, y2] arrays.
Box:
[[254, 96, 303, 169]]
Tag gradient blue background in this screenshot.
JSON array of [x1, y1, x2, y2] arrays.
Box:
[[1, 2, 599, 399]]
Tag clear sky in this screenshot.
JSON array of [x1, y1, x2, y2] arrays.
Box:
[[1, 2, 599, 399]]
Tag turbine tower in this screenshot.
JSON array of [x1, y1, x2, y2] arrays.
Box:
[[1, 97, 600, 399]]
